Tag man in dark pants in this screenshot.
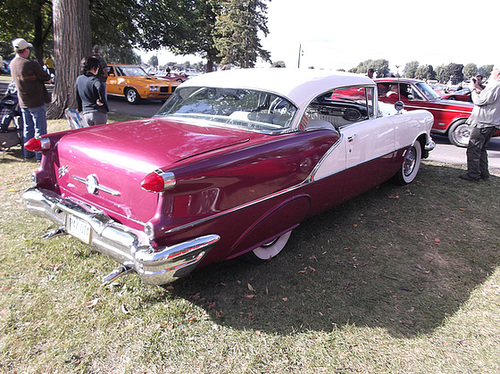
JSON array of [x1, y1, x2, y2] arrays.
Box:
[[460, 67, 500, 181]]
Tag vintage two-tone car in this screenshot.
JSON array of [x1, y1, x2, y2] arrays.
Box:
[[107, 64, 179, 104], [375, 77, 476, 147], [23, 68, 434, 286]]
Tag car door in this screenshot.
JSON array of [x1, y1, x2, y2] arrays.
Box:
[[340, 115, 395, 201], [306, 86, 395, 201], [106, 66, 120, 96]]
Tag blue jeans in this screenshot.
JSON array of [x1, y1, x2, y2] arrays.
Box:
[[21, 105, 47, 160]]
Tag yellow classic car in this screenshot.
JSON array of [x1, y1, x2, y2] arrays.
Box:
[[106, 64, 179, 104]]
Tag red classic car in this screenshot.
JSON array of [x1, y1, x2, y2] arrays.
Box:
[[375, 78, 475, 147], [440, 88, 472, 102], [22, 69, 434, 286], [156, 73, 189, 83]]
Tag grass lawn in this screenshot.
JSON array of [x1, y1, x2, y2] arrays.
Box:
[[0, 119, 499, 373]]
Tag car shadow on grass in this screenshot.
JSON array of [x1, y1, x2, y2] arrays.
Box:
[[161, 163, 499, 338]]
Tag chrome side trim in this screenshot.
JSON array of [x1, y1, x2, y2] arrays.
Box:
[[307, 134, 344, 182], [164, 135, 344, 235], [404, 104, 471, 116]]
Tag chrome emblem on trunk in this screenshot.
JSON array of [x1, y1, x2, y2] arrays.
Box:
[[86, 174, 99, 195], [72, 174, 121, 196]]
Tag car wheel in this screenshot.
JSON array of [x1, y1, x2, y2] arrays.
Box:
[[448, 120, 471, 147], [240, 230, 292, 264], [393, 140, 422, 185], [125, 88, 141, 104], [448, 96, 456, 100]]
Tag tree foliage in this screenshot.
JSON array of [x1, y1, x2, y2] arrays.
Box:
[[214, 0, 271, 68], [137, 0, 221, 71], [478, 65, 494, 78], [349, 59, 390, 78], [462, 63, 477, 79], [403, 61, 419, 78], [89, 0, 141, 49], [415, 65, 436, 81], [0, 0, 53, 63]]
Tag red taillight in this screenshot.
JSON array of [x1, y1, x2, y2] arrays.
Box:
[[24, 137, 50, 152], [24, 138, 42, 152], [141, 171, 176, 193]]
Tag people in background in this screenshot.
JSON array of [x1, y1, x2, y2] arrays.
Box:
[[44, 54, 54, 75], [92, 45, 108, 84], [9, 37, 51, 162], [75, 56, 109, 126], [460, 67, 500, 181]]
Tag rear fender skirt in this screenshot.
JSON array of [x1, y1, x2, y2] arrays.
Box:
[[225, 195, 311, 260]]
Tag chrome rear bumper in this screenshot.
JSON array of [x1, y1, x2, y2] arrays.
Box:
[[22, 187, 220, 285]]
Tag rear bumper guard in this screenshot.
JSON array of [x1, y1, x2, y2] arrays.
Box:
[[22, 187, 220, 285]]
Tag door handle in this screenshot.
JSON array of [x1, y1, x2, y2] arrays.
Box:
[[348, 134, 358, 142]]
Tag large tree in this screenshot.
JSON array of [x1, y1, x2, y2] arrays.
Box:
[[214, 0, 270, 68], [47, 0, 91, 119]]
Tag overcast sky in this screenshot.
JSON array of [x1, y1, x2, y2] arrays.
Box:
[[143, 0, 498, 73]]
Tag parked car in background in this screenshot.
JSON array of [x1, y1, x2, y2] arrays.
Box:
[[23, 68, 434, 286], [375, 78, 477, 147], [156, 72, 189, 83], [106, 64, 179, 104], [440, 88, 471, 102]]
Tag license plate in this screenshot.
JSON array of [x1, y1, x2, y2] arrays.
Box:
[[66, 214, 92, 244]]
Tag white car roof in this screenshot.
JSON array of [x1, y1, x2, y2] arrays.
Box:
[[181, 68, 375, 109]]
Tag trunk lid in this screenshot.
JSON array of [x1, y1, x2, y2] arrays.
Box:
[[53, 118, 251, 227]]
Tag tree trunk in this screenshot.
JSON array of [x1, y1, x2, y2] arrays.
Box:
[[47, 0, 91, 119]]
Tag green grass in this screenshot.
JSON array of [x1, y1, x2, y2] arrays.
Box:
[[0, 120, 499, 373]]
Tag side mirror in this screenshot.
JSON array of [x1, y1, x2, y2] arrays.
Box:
[[394, 101, 404, 113]]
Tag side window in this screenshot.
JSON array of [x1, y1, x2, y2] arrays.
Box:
[[304, 86, 370, 129], [377, 83, 390, 97], [408, 86, 424, 101]]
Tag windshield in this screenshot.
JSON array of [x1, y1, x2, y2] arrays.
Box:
[[119, 66, 150, 77], [415, 82, 441, 101], [156, 87, 298, 132]]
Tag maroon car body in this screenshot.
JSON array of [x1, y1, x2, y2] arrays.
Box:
[[376, 78, 476, 147], [22, 69, 434, 286]]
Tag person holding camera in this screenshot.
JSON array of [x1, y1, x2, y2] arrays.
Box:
[[460, 67, 500, 181]]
